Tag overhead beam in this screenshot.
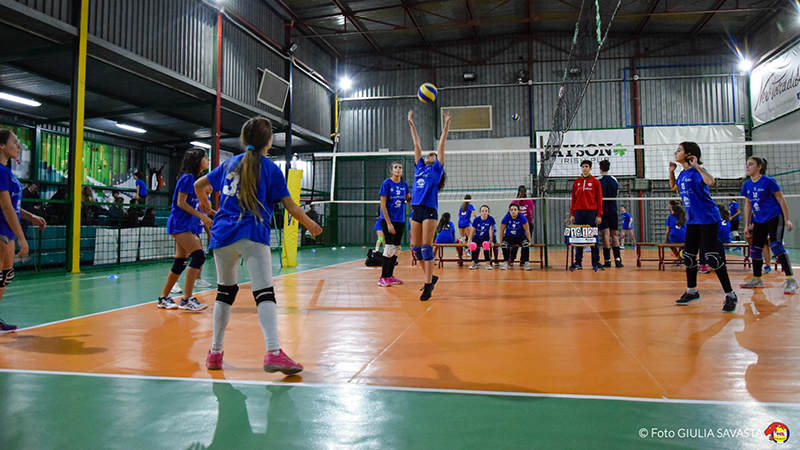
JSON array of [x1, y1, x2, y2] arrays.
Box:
[[266, 0, 343, 59], [400, 0, 430, 48], [690, 0, 727, 37], [634, 0, 660, 36], [329, 0, 384, 54], [465, 0, 479, 40]]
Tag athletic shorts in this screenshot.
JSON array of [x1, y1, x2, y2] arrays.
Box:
[[410, 205, 437, 223], [381, 220, 405, 245], [598, 209, 618, 231]]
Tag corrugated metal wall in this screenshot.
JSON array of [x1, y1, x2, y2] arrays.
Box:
[[13, 0, 71, 22], [88, 0, 216, 86]]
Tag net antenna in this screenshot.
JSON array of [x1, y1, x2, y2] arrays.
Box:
[[537, 0, 622, 196]]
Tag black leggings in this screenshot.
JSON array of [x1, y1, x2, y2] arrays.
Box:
[[502, 235, 529, 263], [685, 223, 732, 292], [752, 215, 793, 277]]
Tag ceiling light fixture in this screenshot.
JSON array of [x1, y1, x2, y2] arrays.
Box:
[[115, 123, 147, 133], [190, 141, 211, 149], [0, 92, 41, 107]]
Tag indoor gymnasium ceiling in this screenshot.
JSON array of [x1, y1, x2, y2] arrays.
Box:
[[273, 0, 790, 57]]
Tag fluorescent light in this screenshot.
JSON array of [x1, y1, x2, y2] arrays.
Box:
[[739, 59, 752, 71], [115, 123, 146, 133], [190, 141, 211, 149], [339, 77, 352, 90], [0, 92, 41, 107]]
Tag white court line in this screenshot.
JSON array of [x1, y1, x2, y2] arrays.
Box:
[[0, 368, 798, 408], [16, 256, 365, 333]]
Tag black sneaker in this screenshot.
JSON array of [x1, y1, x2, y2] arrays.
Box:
[[604, 261, 612, 268], [593, 264, 605, 271], [0, 318, 17, 334], [615, 260, 624, 268], [722, 293, 738, 313], [420, 283, 433, 301], [569, 263, 583, 271], [676, 291, 701, 305]]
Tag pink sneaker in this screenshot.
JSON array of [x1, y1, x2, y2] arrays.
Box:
[[389, 276, 403, 285], [698, 264, 711, 274], [378, 277, 392, 287], [263, 349, 303, 375], [206, 350, 224, 370]]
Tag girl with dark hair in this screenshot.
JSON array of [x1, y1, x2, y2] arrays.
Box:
[[408, 110, 451, 301], [468, 205, 496, 269], [156, 148, 213, 311], [740, 156, 797, 294], [195, 117, 322, 373], [457, 194, 476, 244], [669, 141, 738, 312], [378, 161, 410, 287], [133, 171, 148, 203], [434, 212, 457, 244], [500, 203, 532, 270], [0, 130, 47, 333], [664, 201, 686, 263]]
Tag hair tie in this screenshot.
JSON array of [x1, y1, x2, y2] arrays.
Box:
[[246, 145, 255, 151]]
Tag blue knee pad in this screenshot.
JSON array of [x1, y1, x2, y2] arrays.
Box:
[[188, 249, 206, 269], [750, 246, 763, 261], [421, 245, 434, 261], [683, 251, 698, 268], [412, 246, 423, 260], [770, 241, 787, 257], [171, 257, 188, 275], [706, 252, 725, 270]]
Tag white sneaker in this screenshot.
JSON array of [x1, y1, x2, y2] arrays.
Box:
[[469, 262, 479, 269], [170, 283, 182, 294], [194, 279, 213, 288], [619, 245, 625, 250], [523, 262, 532, 270], [501, 262, 510, 270], [485, 263, 493, 270]]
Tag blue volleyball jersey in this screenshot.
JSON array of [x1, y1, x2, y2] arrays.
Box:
[[411, 159, 443, 210], [136, 178, 148, 197], [501, 212, 528, 237], [621, 211, 632, 229], [206, 153, 290, 249], [0, 165, 22, 240], [435, 221, 456, 244], [599, 174, 619, 212], [167, 173, 202, 235], [676, 168, 721, 225], [666, 214, 686, 243], [718, 220, 732, 243], [374, 217, 382, 231], [728, 201, 739, 219], [379, 178, 409, 223], [741, 176, 782, 224], [458, 203, 475, 228], [472, 216, 496, 240]]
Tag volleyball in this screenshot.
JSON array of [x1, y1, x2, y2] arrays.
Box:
[[418, 83, 438, 103], [512, 114, 520, 121]]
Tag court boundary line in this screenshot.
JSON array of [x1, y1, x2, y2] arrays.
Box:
[[1, 368, 798, 408], [15, 256, 365, 332]]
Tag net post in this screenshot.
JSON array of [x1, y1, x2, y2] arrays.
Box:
[[542, 197, 549, 267]]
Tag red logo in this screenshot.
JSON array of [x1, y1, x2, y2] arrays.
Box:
[[764, 422, 790, 443]]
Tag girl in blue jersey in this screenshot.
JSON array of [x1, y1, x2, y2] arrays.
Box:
[[664, 201, 686, 263], [374, 209, 384, 253], [457, 195, 476, 244], [195, 117, 322, 373], [739, 156, 797, 294], [434, 213, 457, 244], [378, 161, 411, 287], [619, 205, 633, 249], [500, 204, 533, 270], [669, 142, 737, 312], [468, 205, 496, 269], [0, 130, 46, 333], [133, 171, 148, 203], [408, 110, 451, 301], [156, 148, 213, 311]]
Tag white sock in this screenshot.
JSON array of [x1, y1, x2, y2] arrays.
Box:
[[687, 287, 698, 294], [211, 301, 232, 353], [257, 301, 280, 352]]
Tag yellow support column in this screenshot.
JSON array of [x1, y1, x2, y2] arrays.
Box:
[[69, 0, 89, 273], [281, 169, 303, 267]]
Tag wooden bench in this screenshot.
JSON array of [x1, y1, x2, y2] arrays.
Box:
[[636, 242, 751, 271], [411, 243, 546, 269]]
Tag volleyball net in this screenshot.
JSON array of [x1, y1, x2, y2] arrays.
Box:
[[307, 140, 800, 247]]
